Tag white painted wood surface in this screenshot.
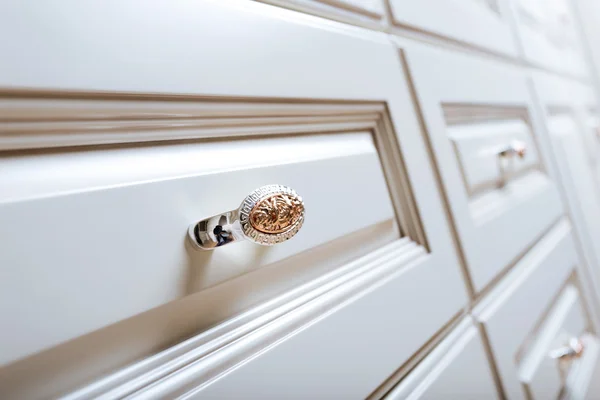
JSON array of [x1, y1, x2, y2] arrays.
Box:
[[0, 1, 470, 398], [474, 219, 579, 400], [403, 44, 563, 292], [0, 132, 397, 366], [385, 318, 499, 400], [388, 0, 518, 56], [531, 73, 600, 325]]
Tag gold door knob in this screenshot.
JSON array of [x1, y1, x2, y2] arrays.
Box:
[[188, 184, 305, 250]]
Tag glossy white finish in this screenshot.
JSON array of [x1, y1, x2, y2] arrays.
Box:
[[388, 0, 518, 56], [510, 0, 588, 76], [0, 1, 469, 397], [474, 219, 578, 400], [385, 318, 499, 400], [403, 44, 563, 292]]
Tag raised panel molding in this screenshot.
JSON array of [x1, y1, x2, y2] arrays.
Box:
[[0, 90, 442, 399], [0, 89, 425, 247]]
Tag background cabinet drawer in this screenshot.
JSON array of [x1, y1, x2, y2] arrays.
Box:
[[404, 46, 563, 292], [0, 131, 398, 367], [387, 0, 518, 56], [385, 318, 498, 400], [474, 219, 599, 400], [519, 285, 589, 400], [511, 0, 587, 76]]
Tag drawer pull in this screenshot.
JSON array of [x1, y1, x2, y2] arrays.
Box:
[[189, 184, 305, 250], [497, 140, 527, 159], [550, 337, 585, 360], [496, 140, 527, 186]]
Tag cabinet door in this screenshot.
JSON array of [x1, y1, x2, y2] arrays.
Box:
[[388, 0, 518, 56], [474, 220, 599, 400], [0, 1, 468, 398], [510, 0, 588, 76], [531, 74, 600, 321], [403, 44, 563, 293]]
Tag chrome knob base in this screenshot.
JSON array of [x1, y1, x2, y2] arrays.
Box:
[[189, 184, 305, 250]]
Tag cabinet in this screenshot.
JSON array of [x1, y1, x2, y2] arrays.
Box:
[[1, 0, 600, 398], [403, 44, 563, 293]]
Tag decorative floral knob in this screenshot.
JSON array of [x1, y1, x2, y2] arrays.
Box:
[[189, 185, 305, 250]]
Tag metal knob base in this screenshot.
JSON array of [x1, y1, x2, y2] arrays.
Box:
[[188, 185, 305, 250]]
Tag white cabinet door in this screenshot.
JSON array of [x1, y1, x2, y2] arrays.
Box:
[[531, 74, 600, 322], [510, 0, 588, 76], [388, 0, 518, 56], [474, 220, 600, 400], [403, 44, 563, 293], [0, 1, 468, 398], [385, 317, 499, 400]]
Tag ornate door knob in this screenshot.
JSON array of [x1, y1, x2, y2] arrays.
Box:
[[188, 184, 305, 250]]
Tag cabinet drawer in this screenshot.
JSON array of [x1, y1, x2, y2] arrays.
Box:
[[388, 0, 518, 56], [511, 0, 587, 76], [385, 318, 498, 400], [474, 219, 599, 400], [0, 131, 400, 367], [0, 3, 469, 398], [404, 45, 563, 292]]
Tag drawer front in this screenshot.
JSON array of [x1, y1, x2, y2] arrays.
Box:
[[512, 0, 587, 76], [519, 286, 587, 399], [0, 2, 469, 398], [474, 219, 598, 400], [532, 75, 600, 321], [388, 0, 518, 56], [0, 131, 397, 367], [404, 45, 563, 292], [385, 318, 499, 400]]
